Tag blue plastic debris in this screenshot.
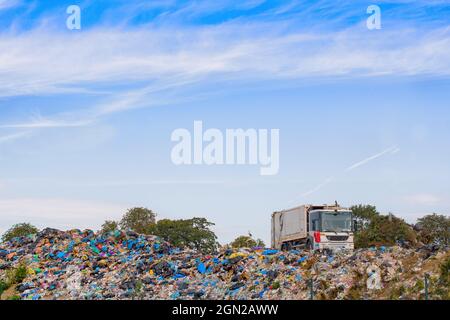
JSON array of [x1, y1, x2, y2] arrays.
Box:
[[56, 252, 65, 259], [170, 291, 181, 299], [262, 249, 278, 255], [197, 262, 207, 274]]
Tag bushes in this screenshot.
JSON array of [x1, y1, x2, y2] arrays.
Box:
[[148, 217, 218, 253], [440, 257, 450, 285], [1, 223, 38, 243], [100, 220, 119, 234], [5, 263, 27, 285], [230, 235, 265, 248], [351, 204, 450, 249], [429, 257, 450, 300], [0, 263, 28, 299], [355, 214, 416, 248], [101, 207, 219, 253], [415, 214, 450, 245], [119, 207, 156, 234], [13, 264, 27, 284], [0, 280, 8, 296], [350, 204, 378, 231], [351, 204, 417, 248]]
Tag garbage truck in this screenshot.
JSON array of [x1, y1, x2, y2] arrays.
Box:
[[271, 203, 354, 251]]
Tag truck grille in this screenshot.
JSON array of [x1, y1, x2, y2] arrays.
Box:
[[326, 235, 349, 242]]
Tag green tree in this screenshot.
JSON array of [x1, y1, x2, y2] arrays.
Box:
[[350, 204, 379, 230], [415, 213, 450, 245], [100, 220, 119, 234], [119, 207, 156, 234], [354, 213, 416, 248], [255, 238, 265, 247], [231, 236, 256, 248], [148, 217, 218, 253], [230, 235, 265, 248], [1, 223, 39, 242]]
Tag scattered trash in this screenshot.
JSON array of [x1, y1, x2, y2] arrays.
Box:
[[0, 228, 448, 300], [366, 265, 382, 290]]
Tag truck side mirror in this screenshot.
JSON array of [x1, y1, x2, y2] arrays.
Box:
[[353, 220, 358, 232]]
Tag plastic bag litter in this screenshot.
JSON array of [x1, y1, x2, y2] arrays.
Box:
[[1, 228, 447, 300]]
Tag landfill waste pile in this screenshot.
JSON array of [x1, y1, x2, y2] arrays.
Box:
[[0, 228, 449, 300]]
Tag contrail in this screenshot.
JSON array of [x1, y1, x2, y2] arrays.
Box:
[[286, 176, 335, 206], [0, 118, 92, 129], [300, 176, 335, 198], [345, 146, 399, 172], [0, 131, 32, 144], [287, 145, 400, 205]]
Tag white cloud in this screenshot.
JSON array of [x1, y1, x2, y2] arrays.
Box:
[[0, 0, 20, 10], [0, 118, 92, 129], [0, 2, 449, 133], [0, 24, 449, 130], [0, 130, 32, 143], [0, 24, 449, 100], [0, 198, 129, 233], [402, 194, 441, 206]]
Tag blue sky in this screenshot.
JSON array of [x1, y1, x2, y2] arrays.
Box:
[[0, 0, 450, 244]]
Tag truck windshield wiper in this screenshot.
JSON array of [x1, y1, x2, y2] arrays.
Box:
[[324, 229, 340, 233]]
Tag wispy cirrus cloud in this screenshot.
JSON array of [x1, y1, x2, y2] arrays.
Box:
[[0, 25, 449, 129], [0, 118, 92, 129], [0, 130, 32, 143], [0, 0, 20, 10], [1, 1, 450, 133], [1, 25, 450, 100]]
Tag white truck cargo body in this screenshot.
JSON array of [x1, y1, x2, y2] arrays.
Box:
[[271, 206, 308, 249], [271, 203, 354, 251]]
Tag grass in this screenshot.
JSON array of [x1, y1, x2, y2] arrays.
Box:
[[440, 257, 450, 283], [6, 263, 27, 285], [0, 280, 8, 296], [0, 263, 28, 300]]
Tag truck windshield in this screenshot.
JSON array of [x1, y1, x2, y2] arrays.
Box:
[[321, 211, 352, 232]]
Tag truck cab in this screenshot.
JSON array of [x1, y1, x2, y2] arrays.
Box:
[[271, 203, 355, 251], [307, 208, 354, 251]]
